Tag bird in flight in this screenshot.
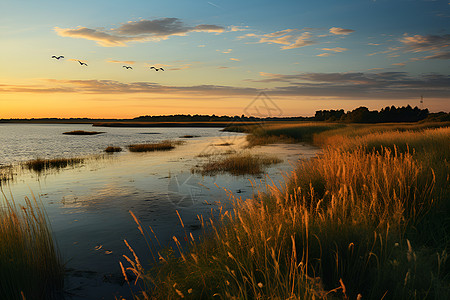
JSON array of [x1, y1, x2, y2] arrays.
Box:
[[77, 60, 88, 66], [150, 66, 164, 71], [51, 55, 64, 60], [123, 66, 133, 69]]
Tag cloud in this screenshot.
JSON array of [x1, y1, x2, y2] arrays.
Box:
[[423, 51, 450, 59], [241, 27, 354, 50], [392, 62, 406, 66], [329, 27, 355, 35], [400, 34, 450, 52], [107, 60, 136, 64], [281, 32, 316, 49], [229, 25, 249, 32], [317, 53, 332, 57], [3, 72, 449, 99], [55, 18, 226, 47], [243, 29, 316, 49], [321, 47, 348, 52], [169, 64, 192, 71], [248, 71, 450, 98], [230, 58, 240, 61], [54, 27, 137, 47]]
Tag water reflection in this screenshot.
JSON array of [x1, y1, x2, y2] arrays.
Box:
[[2, 133, 319, 299]]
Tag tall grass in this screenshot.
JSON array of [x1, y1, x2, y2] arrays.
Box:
[[128, 140, 183, 152], [0, 193, 64, 299], [23, 157, 85, 172], [0, 165, 14, 185], [122, 126, 450, 299], [192, 152, 282, 176], [246, 122, 344, 147]]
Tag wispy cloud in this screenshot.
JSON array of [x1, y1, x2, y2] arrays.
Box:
[[317, 53, 333, 57], [241, 27, 353, 50], [412, 51, 450, 60], [3, 72, 449, 99], [218, 49, 232, 53], [107, 59, 136, 64], [281, 32, 316, 49], [400, 34, 450, 52], [229, 25, 249, 32], [329, 27, 355, 35], [55, 18, 226, 47], [321, 47, 348, 52], [230, 58, 240, 61], [248, 71, 450, 98]]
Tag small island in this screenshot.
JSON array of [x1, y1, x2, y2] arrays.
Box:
[[62, 130, 104, 135]]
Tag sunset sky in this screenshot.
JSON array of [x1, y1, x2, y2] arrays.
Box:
[[1, 0, 449, 118]]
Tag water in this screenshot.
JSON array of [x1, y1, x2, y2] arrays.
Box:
[[0, 123, 319, 299], [0, 123, 242, 165]]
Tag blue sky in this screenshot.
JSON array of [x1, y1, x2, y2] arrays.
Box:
[[0, 0, 449, 118]]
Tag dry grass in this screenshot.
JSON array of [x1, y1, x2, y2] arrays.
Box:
[[0, 165, 14, 185], [0, 193, 64, 299], [192, 152, 282, 176], [23, 157, 85, 172], [245, 122, 345, 147], [127, 140, 183, 152], [62, 130, 104, 135], [104, 146, 123, 153], [121, 124, 450, 299]]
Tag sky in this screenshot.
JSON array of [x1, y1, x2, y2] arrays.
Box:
[[0, 0, 449, 118]]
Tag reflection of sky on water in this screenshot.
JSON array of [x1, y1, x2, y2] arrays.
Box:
[[1, 133, 319, 299]]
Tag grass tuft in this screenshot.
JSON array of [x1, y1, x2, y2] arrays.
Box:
[[23, 157, 85, 172], [192, 152, 282, 175], [127, 140, 183, 152], [0, 193, 64, 299], [104, 146, 122, 153], [62, 130, 104, 135]]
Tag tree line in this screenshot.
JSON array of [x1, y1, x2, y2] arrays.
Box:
[[314, 105, 434, 123]]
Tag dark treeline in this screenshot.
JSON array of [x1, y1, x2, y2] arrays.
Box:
[[2, 106, 448, 124], [315, 105, 433, 123], [133, 114, 309, 122]]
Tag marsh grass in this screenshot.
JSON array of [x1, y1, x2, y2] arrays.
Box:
[[246, 122, 345, 147], [23, 157, 85, 172], [128, 140, 183, 152], [192, 152, 282, 176], [62, 130, 104, 135], [121, 126, 450, 299], [104, 146, 123, 153], [0, 165, 14, 185], [0, 193, 64, 299]]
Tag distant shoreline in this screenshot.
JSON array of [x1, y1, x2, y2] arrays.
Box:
[[92, 121, 261, 128]]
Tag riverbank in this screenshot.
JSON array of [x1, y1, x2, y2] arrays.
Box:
[[126, 124, 450, 299], [1, 127, 318, 299]]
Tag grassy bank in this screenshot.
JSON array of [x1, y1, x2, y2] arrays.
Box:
[[62, 130, 104, 135], [192, 152, 282, 176], [104, 146, 123, 153], [23, 157, 85, 172], [123, 125, 449, 299], [0, 194, 64, 299], [128, 140, 183, 152]]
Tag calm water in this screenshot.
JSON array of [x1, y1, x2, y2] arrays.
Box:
[[0, 123, 242, 165], [1, 123, 319, 299]]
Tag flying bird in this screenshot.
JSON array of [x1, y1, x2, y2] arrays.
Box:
[[150, 66, 164, 71], [77, 60, 88, 66], [123, 66, 133, 69], [51, 55, 64, 60]]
